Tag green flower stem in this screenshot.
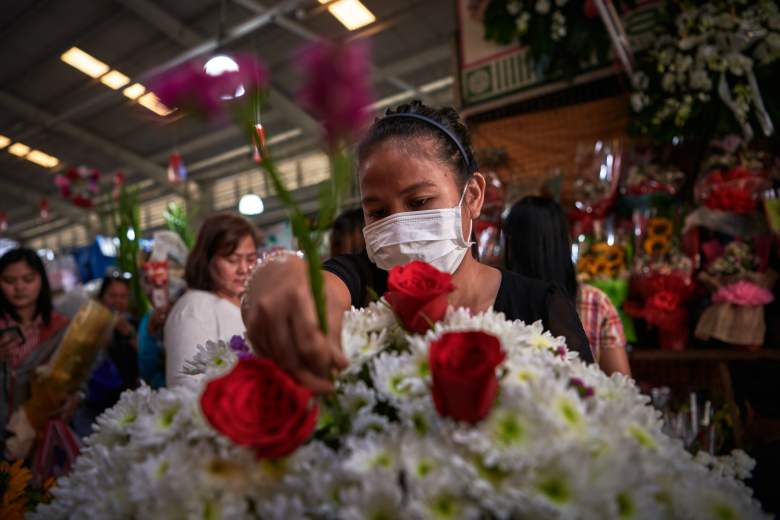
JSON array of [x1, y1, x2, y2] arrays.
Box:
[[260, 146, 352, 336]]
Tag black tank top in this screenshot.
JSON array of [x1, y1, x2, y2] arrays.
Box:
[[323, 252, 593, 364]]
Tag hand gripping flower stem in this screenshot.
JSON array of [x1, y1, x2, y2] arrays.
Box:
[[258, 143, 351, 335]]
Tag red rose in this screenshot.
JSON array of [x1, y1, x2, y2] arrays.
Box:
[[200, 358, 318, 459], [384, 261, 455, 334], [429, 331, 506, 424]]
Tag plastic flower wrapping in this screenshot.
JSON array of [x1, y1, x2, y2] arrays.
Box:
[[695, 240, 777, 349], [35, 308, 769, 518]]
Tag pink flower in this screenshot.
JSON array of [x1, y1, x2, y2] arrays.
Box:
[[150, 54, 268, 118], [713, 281, 774, 306], [296, 40, 374, 147]]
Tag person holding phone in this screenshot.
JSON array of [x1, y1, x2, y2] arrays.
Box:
[[0, 248, 71, 451]]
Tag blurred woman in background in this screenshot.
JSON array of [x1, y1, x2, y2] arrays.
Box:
[[0, 248, 71, 451], [164, 213, 259, 386], [504, 196, 630, 376]]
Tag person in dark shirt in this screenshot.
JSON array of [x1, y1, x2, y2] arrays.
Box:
[[242, 101, 592, 393]]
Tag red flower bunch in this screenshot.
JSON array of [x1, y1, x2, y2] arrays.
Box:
[[698, 166, 768, 214], [429, 331, 505, 424], [384, 261, 455, 334], [200, 358, 318, 459]]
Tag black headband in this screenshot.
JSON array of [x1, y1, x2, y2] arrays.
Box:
[[380, 113, 473, 173]]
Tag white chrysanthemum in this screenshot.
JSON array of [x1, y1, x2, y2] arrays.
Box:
[[181, 339, 237, 377], [343, 430, 400, 477], [89, 384, 154, 447], [338, 472, 405, 520], [337, 380, 378, 416], [370, 351, 427, 405]]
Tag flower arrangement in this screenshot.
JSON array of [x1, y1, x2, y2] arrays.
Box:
[[623, 163, 686, 197], [479, 0, 623, 80], [577, 241, 628, 280], [630, 0, 780, 143], [696, 240, 777, 349], [35, 262, 770, 519]]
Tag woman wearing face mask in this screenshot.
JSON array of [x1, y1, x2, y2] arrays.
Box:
[[243, 101, 593, 393], [164, 213, 259, 387]]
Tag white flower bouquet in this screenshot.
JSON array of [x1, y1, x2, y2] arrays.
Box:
[[34, 262, 769, 519]]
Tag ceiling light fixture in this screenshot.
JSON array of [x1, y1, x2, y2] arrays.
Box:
[[0, 135, 9, 149], [26, 150, 59, 169], [100, 70, 131, 90], [8, 143, 30, 157], [122, 83, 146, 100], [60, 47, 110, 78], [238, 193, 264, 215], [321, 0, 376, 30], [138, 92, 174, 116], [203, 54, 246, 99]]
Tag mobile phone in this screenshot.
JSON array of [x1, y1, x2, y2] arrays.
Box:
[[0, 325, 25, 344]]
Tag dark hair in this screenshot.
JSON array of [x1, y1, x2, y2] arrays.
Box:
[[504, 196, 577, 300], [331, 207, 365, 256], [357, 100, 478, 188], [97, 274, 131, 300], [185, 213, 259, 291], [0, 248, 54, 326]]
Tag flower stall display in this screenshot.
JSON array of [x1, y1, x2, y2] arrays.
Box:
[[623, 163, 685, 198], [695, 241, 777, 350], [34, 262, 770, 519], [625, 211, 697, 351], [630, 0, 780, 143]]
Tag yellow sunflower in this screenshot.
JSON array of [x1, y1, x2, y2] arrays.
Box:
[[643, 236, 671, 256], [647, 217, 673, 238]]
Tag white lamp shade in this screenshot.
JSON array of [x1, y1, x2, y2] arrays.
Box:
[[239, 194, 264, 215]]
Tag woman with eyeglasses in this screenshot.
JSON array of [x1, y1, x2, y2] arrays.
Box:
[[0, 248, 71, 451], [164, 213, 259, 387], [241, 101, 593, 393]]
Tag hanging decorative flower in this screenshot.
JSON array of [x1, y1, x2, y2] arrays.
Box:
[[0, 212, 7, 232], [54, 166, 101, 208], [167, 153, 188, 183], [39, 198, 49, 219], [112, 171, 125, 200]]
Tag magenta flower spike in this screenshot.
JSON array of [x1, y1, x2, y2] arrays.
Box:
[[150, 54, 268, 119], [296, 40, 374, 147]]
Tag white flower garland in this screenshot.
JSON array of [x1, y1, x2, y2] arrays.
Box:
[[34, 304, 769, 519]]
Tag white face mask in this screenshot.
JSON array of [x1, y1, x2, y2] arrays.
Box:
[[363, 189, 473, 274]]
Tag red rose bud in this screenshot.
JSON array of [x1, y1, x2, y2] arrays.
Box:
[[584, 0, 598, 18], [429, 331, 506, 424], [384, 261, 455, 334], [200, 358, 318, 459]]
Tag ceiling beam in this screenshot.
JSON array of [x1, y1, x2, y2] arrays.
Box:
[[0, 90, 185, 197], [0, 178, 87, 235], [232, 0, 432, 103]]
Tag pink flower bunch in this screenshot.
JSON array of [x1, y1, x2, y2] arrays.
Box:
[[296, 40, 374, 146], [151, 54, 268, 118]]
